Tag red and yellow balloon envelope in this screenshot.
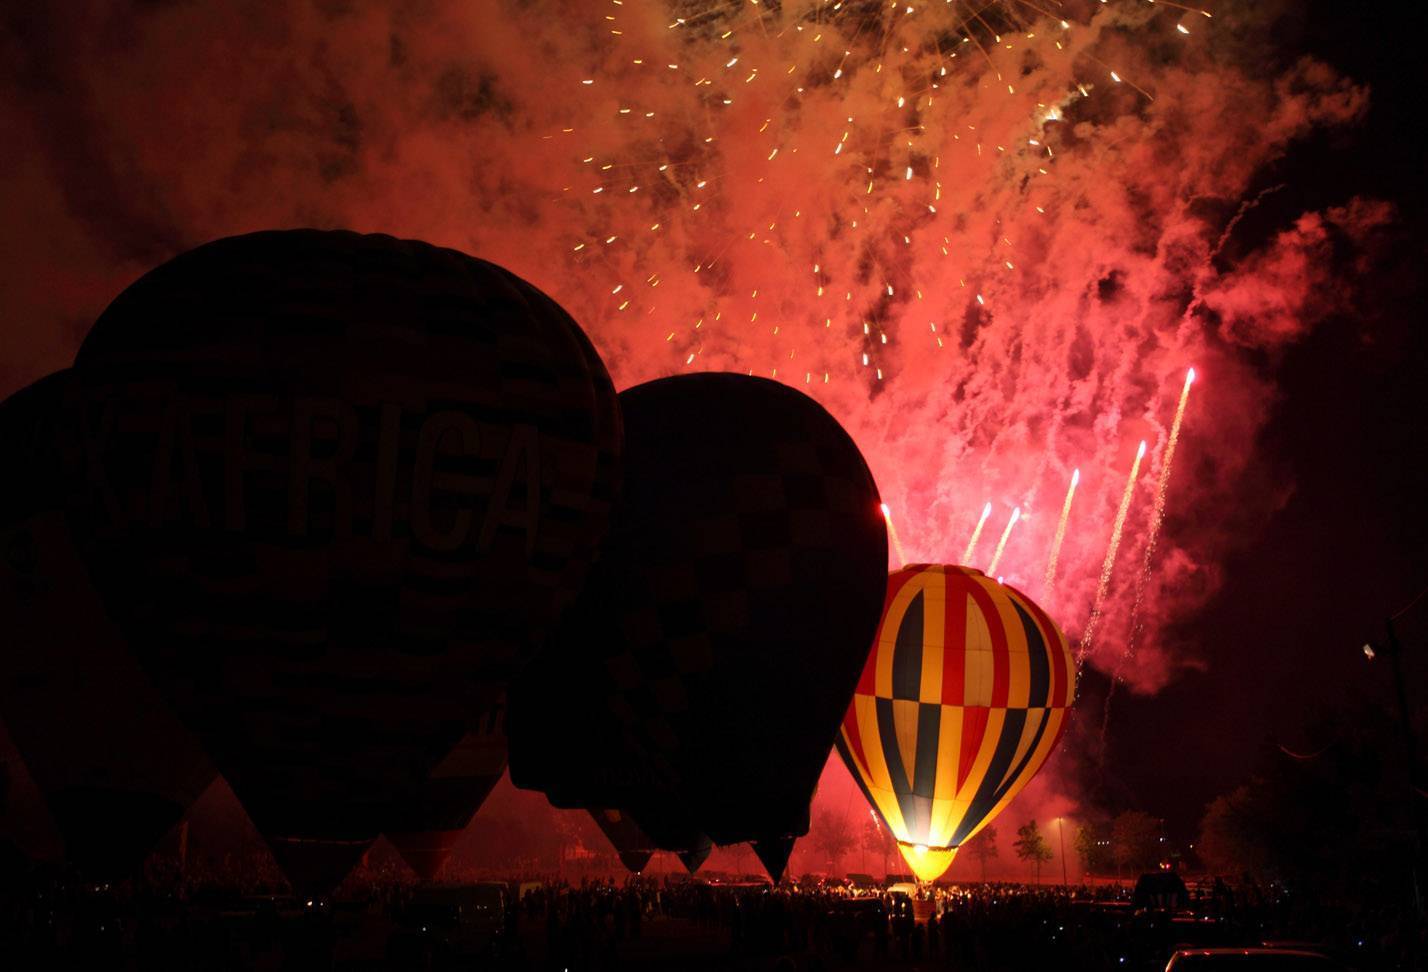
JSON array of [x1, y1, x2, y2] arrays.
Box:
[[836, 565, 1076, 883]]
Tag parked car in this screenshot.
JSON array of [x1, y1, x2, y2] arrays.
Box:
[[1136, 870, 1190, 910], [1165, 947, 1344, 969], [388, 882, 507, 964]]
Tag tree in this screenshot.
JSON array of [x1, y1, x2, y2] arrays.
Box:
[[1195, 702, 1423, 907], [1074, 824, 1109, 875], [1111, 810, 1161, 876], [859, 815, 893, 876], [962, 825, 999, 882], [1198, 785, 1274, 879], [1013, 820, 1053, 883], [809, 810, 856, 875]]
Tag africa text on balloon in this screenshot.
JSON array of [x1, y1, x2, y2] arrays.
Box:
[[69, 389, 546, 556]]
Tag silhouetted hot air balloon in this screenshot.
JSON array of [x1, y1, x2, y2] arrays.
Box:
[[588, 809, 656, 873], [0, 372, 214, 877], [384, 700, 507, 882], [58, 231, 619, 894], [676, 838, 713, 875], [752, 836, 796, 883], [836, 565, 1076, 883], [508, 373, 886, 859], [586, 808, 714, 874]]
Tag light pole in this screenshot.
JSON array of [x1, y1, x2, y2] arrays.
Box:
[[1366, 617, 1426, 915], [1057, 818, 1067, 885]]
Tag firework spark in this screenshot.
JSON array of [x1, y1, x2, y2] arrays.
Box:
[[1079, 440, 1146, 659], [1105, 368, 1199, 662], [987, 506, 1022, 576], [1100, 369, 1197, 741], [1044, 468, 1080, 594], [0, 0, 1384, 698], [882, 503, 907, 567], [1128, 367, 1197, 631], [962, 502, 994, 566]]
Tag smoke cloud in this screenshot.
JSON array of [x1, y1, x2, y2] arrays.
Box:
[[0, 0, 1392, 846]]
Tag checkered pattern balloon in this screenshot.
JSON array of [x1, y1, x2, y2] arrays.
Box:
[[836, 564, 1076, 882]]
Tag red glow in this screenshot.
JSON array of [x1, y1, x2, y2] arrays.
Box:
[[0, 3, 1391, 701]]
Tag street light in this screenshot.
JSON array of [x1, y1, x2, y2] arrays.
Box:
[[1362, 616, 1426, 902], [1056, 817, 1067, 885]]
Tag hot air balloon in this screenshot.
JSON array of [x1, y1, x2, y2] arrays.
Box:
[[508, 373, 886, 858], [589, 809, 657, 873], [0, 372, 214, 877], [677, 839, 714, 875], [587, 808, 714, 875], [59, 231, 620, 894], [752, 836, 796, 883], [384, 700, 508, 882], [836, 564, 1076, 883]]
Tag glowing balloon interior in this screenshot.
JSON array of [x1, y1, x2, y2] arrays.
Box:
[[836, 564, 1076, 882]]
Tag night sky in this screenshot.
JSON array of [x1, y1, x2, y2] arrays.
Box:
[[2, 0, 1425, 861], [1098, 0, 1428, 836]]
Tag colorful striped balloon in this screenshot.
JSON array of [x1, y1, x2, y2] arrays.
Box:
[[835, 564, 1076, 882]]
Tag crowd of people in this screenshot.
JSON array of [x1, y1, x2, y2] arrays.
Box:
[[506, 876, 1420, 970], [2, 854, 1423, 969]]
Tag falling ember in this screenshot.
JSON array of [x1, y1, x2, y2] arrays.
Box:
[[1079, 441, 1147, 659], [881, 503, 907, 567], [1044, 468, 1080, 593], [962, 502, 993, 565], [986, 506, 1021, 575]]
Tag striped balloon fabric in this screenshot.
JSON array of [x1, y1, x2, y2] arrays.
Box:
[[835, 564, 1076, 882]]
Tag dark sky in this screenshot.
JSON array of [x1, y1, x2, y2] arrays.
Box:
[[1097, 0, 1428, 836]]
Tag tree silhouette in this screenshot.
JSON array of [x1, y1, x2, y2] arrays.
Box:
[[809, 810, 856, 875], [859, 815, 893, 876], [963, 825, 1000, 882], [1013, 820, 1053, 883], [1074, 824, 1109, 875], [1111, 810, 1160, 877]]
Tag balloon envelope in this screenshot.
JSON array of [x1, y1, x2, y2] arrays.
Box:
[[0, 372, 213, 877], [588, 809, 657, 874], [509, 373, 886, 850], [585, 807, 714, 874], [61, 231, 619, 892], [836, 565, 1076, 882], [752, 836, 795, 883], [385, 700, 508, 881], [677, 840, 713, 875]]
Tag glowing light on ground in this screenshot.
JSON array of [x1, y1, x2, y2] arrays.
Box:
[[987, 506, 1021, 576], [1044, 468, 1080, 594], [962, 502, 993, 566], [1079, 441, 1146, 660]]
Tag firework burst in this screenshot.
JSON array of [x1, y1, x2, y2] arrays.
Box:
[[0, 0, 1383, 695]]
